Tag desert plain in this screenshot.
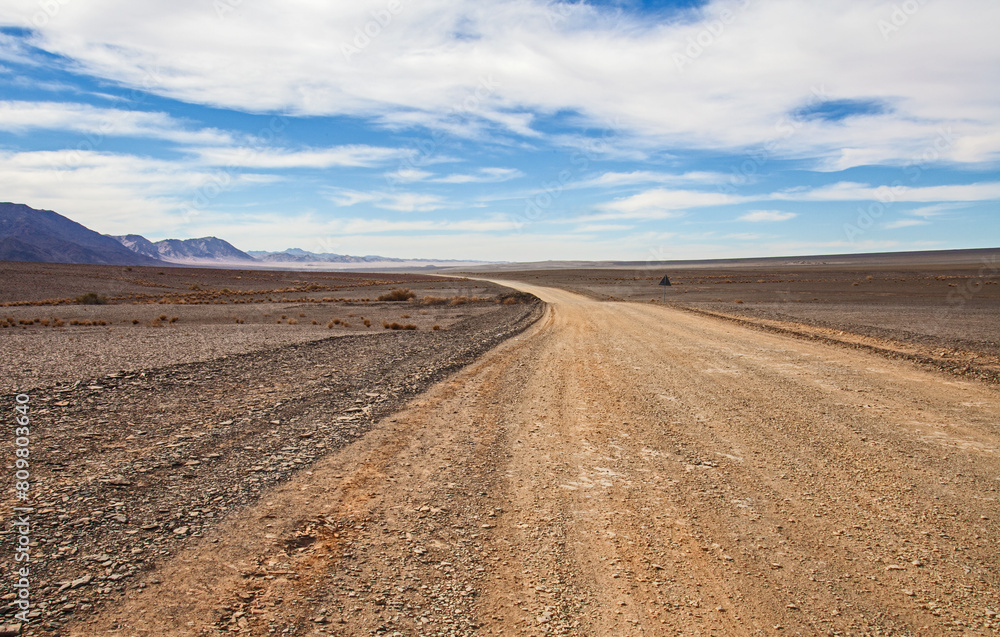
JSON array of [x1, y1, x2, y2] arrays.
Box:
[[2, 249, 1000, 636]]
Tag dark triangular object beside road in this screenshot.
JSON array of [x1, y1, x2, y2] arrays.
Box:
[[658, 275, 672, 286]]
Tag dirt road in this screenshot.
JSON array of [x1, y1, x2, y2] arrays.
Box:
[[71, 283, 1000, 636]]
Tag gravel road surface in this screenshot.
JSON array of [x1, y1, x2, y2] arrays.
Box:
[[44, 283, 1000, 636]]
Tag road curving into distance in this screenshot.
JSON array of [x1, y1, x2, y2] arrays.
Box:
[[74, 282, 1000, 636]]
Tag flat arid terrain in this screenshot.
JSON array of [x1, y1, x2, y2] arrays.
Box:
[[2, 252, 1000, 636]]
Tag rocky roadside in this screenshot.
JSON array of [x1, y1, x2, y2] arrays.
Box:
[[0, 298, 542, 635]]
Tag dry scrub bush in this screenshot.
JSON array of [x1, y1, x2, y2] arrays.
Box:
[[288, 318, 298, 325], [74, 292, 107, 305], [378, 288, 416, 301], [383, 322, 417, 330], [363, 319, 371, 327]]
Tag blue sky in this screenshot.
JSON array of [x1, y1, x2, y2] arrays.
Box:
[[0, 0, 998, 261]]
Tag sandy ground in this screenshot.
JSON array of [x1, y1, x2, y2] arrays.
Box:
[[59, 282, 1000, 636]]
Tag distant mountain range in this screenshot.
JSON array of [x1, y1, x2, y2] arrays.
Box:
[[112, 234, 256, 264], [0, 202, 477, 267], [0, 202, 161, 266], [247, 248, 426, 264]]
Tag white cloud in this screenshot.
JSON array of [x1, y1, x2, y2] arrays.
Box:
[[325, 188, 448, 212], [571, 170, 727, 190], [0, 100, 233, 145], [571, 223, 634, 233], [779, 181, 1000, 203], [2, 0, 996, 167], [739, 210, 797, 222], [190, 144, 409, 169], [384, 168, 434, 183], [883, 219, 929, 229], [906, 203, 969, 218], [0, 149, 266, 234], [593, 188, 737, 220], [432, 167, 523, 184]]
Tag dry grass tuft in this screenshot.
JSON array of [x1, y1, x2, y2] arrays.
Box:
[[378, 288, 416, 302], [383, 321, 417, 330], [74, 292, 107, 305]]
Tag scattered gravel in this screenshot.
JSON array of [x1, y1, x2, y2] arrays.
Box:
[[0, 298, 541, 635]]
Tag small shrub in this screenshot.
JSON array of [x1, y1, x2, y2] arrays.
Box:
[[75, 292, 107, 305], [52, 318, 65, 327], [169, 316, 179, 324], [342, 321, 351, 327], [503, 297, 519, 305], [420, 296, 448, 306], [288, 318, 298, 325], [39, 318, 50, 327], [363, 319, 371, 327], [311, 320, 318, 325], [151, 318, 163, 327], [333, 318, 342, 325], [432, 324, 441, 331], [378, 288, 416, 302], [298, 312, 306, 317], [159, 314, 168, 321], [132, 319, 140, 324], [281, 314, 287, 319], [401, 314, 410, 318], [384, 321, 417, 330], [734, 299, 744, 304]]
